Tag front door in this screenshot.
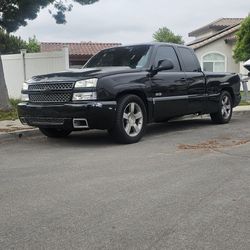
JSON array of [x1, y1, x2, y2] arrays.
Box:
[[151, 46, 188, 121]]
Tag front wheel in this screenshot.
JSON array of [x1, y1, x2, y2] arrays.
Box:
[[210, 91, 233, 124], [108, 95, 147, 144], [39, 128, 72, 138]]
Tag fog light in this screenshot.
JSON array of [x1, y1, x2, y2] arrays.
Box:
[[72, 92, 97, 101]]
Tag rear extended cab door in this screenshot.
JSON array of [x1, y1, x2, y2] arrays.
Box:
[[150, 45, 188, 121], [176, 46, 206, 114]]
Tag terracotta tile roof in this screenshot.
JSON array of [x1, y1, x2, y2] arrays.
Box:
[[40, 42, 122, 56], [212, 18, 243, 28], [187, 24, 240, 50], [189, 18, 243, 37]]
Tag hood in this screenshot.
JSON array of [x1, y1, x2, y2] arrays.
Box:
[[27, 67, 142, 83]]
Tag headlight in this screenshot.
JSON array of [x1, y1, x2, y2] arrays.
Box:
[[74, 78, 98, 88], [72, 92, 97, 101], [22, 82, 29, 91], [21, 94, 29, 101]]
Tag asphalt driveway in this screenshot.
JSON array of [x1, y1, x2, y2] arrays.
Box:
[[0, 113, 250, 250]]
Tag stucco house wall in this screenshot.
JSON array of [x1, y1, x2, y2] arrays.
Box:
[[194, 38, 240, 73]]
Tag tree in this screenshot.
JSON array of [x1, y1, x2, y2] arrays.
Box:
[[0, 31, 40, 54], [153, 27, 184, 44], [0, 0, 99, 110], [26, 36, 40, 53], [0, 29, 27, 54], [233, 16, 250, 63]]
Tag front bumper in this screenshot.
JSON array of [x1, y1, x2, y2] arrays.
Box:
[[18, 101, 117, 130]]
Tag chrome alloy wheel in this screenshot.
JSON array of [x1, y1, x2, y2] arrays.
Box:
[[123, 102, 143, 137], [221, 95, 231, 119]]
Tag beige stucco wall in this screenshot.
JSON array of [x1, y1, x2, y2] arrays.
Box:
[[194, 38, 240, 73]]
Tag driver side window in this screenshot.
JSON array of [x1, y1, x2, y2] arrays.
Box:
[[154, 46, 181, 72]]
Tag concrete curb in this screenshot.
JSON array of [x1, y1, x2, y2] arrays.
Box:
[[0, 129, 40, 143], [233, 107, 250, 116], [233, 106, 250, 114]]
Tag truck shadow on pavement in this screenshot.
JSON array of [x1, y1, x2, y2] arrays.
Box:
[[43, 117, 229, 147]]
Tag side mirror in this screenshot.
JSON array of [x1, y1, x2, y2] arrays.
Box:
[[156, 59, 174, 72], [243, 59, 250, 71]]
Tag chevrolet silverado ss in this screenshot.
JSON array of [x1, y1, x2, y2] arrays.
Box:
[[18, 43, 241, 143]]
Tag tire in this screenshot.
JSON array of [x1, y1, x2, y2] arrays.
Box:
[[109, 95, 147, 144], [39, 127, 72, 138], [210, 91, 233, 124]]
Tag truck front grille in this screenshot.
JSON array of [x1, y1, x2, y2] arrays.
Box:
[[29, 93, 72, 103], [29, 83, 74, 91], [28, 82, 74, 103]]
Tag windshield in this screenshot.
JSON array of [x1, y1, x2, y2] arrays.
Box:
[[85, 45, 152, 69]]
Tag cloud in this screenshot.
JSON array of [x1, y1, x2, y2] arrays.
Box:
[[14, 0, 249, 44]]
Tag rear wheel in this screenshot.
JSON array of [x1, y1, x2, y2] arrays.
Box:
[[39, 128, 72, 138], [108, 95, 147, 144], [210, 91, 233, 124]]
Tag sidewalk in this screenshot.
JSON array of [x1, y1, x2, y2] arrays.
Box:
[[0, 119, 34, 135], [0, 105, 250, 141], [0, 119, 38, 142]]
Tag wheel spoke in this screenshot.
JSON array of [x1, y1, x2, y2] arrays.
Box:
[[222, 96, 228, 105], [125, 123, 132, 134], [222, 108, 226, 116], [123, 113, 129, 120], [134, 112, 142, 120], [129, 103, 135, 114], [133, 124, 140, 133]]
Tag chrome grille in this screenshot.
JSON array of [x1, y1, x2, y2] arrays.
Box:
[[29, 82, 74, 91], [29, 93, 72, 103]]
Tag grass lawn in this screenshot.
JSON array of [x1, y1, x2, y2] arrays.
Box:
[[0, 99, 20, 121]]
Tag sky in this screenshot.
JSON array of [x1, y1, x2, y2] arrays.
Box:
[[14, 0, 250, 45]]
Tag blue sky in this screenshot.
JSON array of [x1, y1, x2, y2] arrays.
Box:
[[14, 0, 249, 44]]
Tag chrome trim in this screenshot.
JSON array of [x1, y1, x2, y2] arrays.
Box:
[[207, 93, 220, 97], [153, 95, 188, 102], [73, 118, 89, 129], [152, 93, 220, 104]]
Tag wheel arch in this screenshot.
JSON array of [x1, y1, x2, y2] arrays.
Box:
[[221, 87, 235, 105], [115, 90, 151, 122]]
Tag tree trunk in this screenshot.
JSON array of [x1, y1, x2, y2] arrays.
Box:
[[0, 53, 11, 111]]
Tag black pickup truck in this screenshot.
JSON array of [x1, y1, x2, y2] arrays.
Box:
[[18, 43, 241, 143]]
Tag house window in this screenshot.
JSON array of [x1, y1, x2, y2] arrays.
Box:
[[202, 53, 226, 72]]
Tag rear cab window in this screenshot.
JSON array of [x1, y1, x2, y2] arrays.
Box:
[[177, 47, 201, 72]]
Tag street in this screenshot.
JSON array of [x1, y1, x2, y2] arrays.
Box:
[[0, 113, 250, 250]]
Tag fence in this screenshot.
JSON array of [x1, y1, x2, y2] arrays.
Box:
[[1, 48, 69, 99]]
